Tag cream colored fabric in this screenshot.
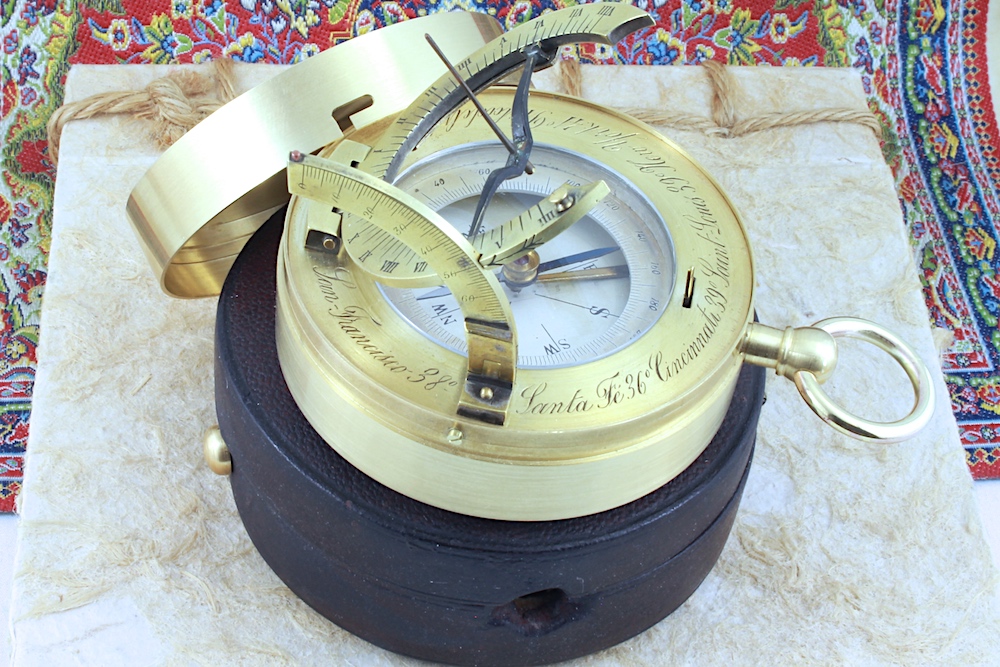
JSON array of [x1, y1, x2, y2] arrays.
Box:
[[11, 63, 1000, 665]]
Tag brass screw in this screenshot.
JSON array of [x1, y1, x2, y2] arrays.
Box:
[[323, 236, 337, 250], [446, 428, 464, 445], [556, 195, 575, 212], [479, 386, 494, 400]]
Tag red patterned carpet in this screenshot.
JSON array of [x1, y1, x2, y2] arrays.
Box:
[[1, 0, 998, 512]]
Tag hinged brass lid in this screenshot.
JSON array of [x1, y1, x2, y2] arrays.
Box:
[[125, 11, 502, 298]]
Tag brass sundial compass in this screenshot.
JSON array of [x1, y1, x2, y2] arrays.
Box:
[[273, 4, 931, 521], [126, 4, 933, 665]]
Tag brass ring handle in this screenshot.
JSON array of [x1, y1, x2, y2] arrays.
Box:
[[792, 317, 935, 443]]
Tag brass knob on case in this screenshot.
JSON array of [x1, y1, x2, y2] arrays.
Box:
[[741, 322, 838, 383], [203, 426, 232, 475]]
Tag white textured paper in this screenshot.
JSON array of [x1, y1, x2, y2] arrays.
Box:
[[11, 63, 1000, 665]]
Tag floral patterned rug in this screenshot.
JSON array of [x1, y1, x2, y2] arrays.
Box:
[[1, 0, 997, 512]]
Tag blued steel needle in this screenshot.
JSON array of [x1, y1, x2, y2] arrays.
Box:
[[537, 265, 630, 283], [424, 34, 534, 174], [535, 247, 620, 273], [414, 264, 629, 301], [465, 45, 539, 238]]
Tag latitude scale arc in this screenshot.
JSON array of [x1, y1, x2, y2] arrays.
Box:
[[127, 5, 934, 666]]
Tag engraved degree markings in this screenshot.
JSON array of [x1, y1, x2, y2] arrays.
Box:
[[297, 159, 512, 333], [360, 4, 652, 184], [342, 176, 607, 286]]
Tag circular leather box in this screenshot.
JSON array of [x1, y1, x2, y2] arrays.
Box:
[[214, 211, 766, 666]]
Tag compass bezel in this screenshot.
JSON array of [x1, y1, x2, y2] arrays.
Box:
[[276, 90, 757, 519]]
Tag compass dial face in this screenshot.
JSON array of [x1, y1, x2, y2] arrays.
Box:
[[278, 87, 758, 518], [381, 143, 675, 369]]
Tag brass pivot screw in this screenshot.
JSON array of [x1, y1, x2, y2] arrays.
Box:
[[501, 250, 541, 291], [555, 194, 575, 212], [446, 428, 464, 446], [203, 426, 232, 475]]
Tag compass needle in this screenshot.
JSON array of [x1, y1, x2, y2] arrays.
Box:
[[536, 246, 621, 274], [536, 265, 631, 284]]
